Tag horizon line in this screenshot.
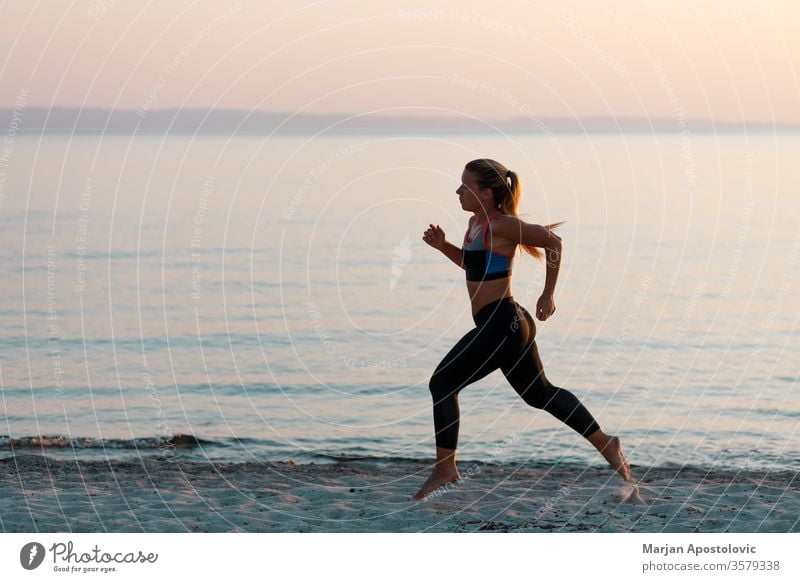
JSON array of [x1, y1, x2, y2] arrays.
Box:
[[3, 106, 799, 133]]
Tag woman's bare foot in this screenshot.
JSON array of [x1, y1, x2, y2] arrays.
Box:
[[413, 446, 461, 500], [413, 468, 461, 501], [599, 435, 631, 481], [587, 429, 631, 481]]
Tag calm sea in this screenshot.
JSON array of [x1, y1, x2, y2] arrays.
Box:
[[1, 132, 798, 471]]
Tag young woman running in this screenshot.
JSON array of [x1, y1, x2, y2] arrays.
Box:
[[414, 158, 630, 501]]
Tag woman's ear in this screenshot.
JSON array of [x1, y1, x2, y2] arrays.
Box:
[[481, 188, 494, 208]]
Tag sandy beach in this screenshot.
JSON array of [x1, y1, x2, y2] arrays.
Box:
[[1, 455, 796, 533]]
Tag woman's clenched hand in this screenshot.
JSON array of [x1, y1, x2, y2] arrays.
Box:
[[423, 224, 446, 251]]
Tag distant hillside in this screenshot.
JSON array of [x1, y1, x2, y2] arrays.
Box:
[[2, 107, 796, 134]]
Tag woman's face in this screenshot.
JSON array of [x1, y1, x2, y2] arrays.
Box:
[[456, 169, 491, 213]]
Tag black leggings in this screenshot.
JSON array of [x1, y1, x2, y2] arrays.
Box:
[[428, 296, 601, 450]]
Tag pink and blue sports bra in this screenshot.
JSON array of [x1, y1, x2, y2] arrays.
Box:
[[462, 212, 516, 282]]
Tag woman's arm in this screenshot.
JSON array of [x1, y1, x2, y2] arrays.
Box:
[[542, 242, 561, 295], [423, 224, 464, 269], [489, 214, 562, 249], [440, 241, 464, 269], [490, 214, 563, 296]]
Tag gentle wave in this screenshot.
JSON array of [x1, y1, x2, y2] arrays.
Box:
[[0, 333, 288, 350], [0, 433, 215, 449], [2, 433, 798, 472]]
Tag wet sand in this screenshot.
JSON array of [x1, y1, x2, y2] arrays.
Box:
[[1, 455, 797, 533]]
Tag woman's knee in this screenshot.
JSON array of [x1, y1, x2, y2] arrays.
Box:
[[516, 377, 557, 409], [429, 370, 452, 399]]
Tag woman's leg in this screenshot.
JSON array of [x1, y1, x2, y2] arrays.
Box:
[[500, 336, 600, 437], [500, 306, 631, 480], [428, 324, 505, 451], [414, 323, 505, 500]]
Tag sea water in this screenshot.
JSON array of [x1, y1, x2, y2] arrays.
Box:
[[1, 132, 798, 471]]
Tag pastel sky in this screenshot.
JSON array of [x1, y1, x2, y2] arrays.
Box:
[[1, 0, 798, 124]]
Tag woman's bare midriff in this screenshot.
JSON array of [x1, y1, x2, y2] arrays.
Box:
[[467, 277, 513, 317]]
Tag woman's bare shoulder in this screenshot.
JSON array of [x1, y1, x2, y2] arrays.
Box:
[[490, 214, 560, 248], [489, 214, 525, 240]]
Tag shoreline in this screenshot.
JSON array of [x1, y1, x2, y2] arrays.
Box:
[[1, 455, 797, 533]]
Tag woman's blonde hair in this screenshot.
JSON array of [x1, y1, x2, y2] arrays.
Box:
[[464, 158, 564, 264]]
